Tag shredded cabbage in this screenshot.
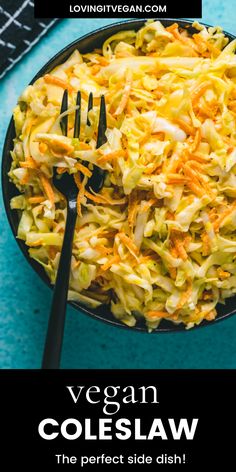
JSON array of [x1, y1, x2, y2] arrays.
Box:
[[9, 20, 236, 329]]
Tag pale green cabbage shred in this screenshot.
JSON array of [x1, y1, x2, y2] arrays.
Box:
[[9, 21, 236, 329]]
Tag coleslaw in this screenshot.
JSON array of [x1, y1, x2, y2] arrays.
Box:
[[9, 20, 236, 329]]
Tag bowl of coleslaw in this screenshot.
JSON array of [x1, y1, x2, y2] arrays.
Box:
[[2, 19, 236, 332]]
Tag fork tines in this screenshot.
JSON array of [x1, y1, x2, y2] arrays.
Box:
[[60, 90, 107, 149]]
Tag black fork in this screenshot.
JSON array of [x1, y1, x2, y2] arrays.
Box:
[[41, 91, 107, 369]]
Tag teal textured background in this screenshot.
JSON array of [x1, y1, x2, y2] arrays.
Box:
[[1, 2, 236, 368]]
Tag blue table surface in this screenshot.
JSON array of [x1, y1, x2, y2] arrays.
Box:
[[1, 2, 236, 369]]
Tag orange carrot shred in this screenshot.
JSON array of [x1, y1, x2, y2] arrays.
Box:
[[101, 255, 120, 271], [177, 281, 192, 309], [191, 128, 201, 152], [28, 196, 45, 204], [57, 167, 67, 175], [75, 162, 92, 178], [117, 232, 139, 255], [44, 74, 73, 93], [171, 233, 188, 261], [39, 174, 55, 204], [97, 150, 126, 164], [191, 81, 212, 106], [114, 69, 132, 116], [175, 118, 195, 135], [146, 310, 171, 319], [20, 156, 38, 169]]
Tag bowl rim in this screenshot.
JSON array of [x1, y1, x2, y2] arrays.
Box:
[[2, 18, 236, 334]]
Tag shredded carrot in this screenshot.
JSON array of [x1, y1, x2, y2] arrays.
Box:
[[228, 100, 236, 111], [201, 232, 211, 256], [204, 309, 217, 321], [57, 167, 67, 174], [177, 281, 192, 309], [207, 208, 217, 223], [171, 28, 188, 43], [28, 196, 45, 204], [183, 163, 214, 198], [114, 69, 133, 116], [75, 174, 86, 217], [21, 169, 30, 185], [186, 180, 205, 197], [96, 246, 113, 256], [166, 23, 179, 33], [97, 149, 126, 164], [189, 151, 210, 163], [217, 267, 231, 279], [169, 266, 177, 280], [193, 34, 221, 57], [100, 229, 117, 239], [39, 174, 55, 205], [166, 151, 184, 174], [90, 64, 101, 75], [191, 128, 201, 152], [183, 235, 192, 249], [175, 118, 195, 135], [167, 25, 198, 55], [213, 201, 236, 231], [198, 102, 216, 119], [153, 89, 164, 99], [74, 172, 82, 190], [75, 162, 92, 178], [171, 232, 188, 261], [227, 146, 234, 155], [175, 240, 188, 261], [170, 246, 178, 258], [223, 135, 236, 147], [146, 310, 171, 319], [44, 74, 73, 93], [166, 211, 175, 220], [167, 173, 188, 184], [20, 156, 38, 169], [76, 193, 82, 217], [128, 192, 139, 230], [139, 130, 152, 146], [44, 139, 74, 156], [204, 40, 221, 56], [138, 255, 156, 264], [144, 163, 162, 175], [84, 190, 105, 204], [76, 142, 92, 150], [183, 164, 200, 185], [140, 199, 156, 213], [196, 180, 215, 200], [101, 255, 120, 271], [187, 160, 204, 172], [191, 81, 212, 106], [192, 34, 207, 53], [96, 56, 109, 66], [84, 189, 126, 206], [39, 142, 48, 153], [117, 232, 139, 255]]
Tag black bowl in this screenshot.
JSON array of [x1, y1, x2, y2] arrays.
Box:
[[2, 19, 236, 332]]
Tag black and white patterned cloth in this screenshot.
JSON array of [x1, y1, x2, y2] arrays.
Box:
[[0, 0, 58, 79]]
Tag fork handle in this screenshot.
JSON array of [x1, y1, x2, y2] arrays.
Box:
[[42, 202, 77, 369]]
